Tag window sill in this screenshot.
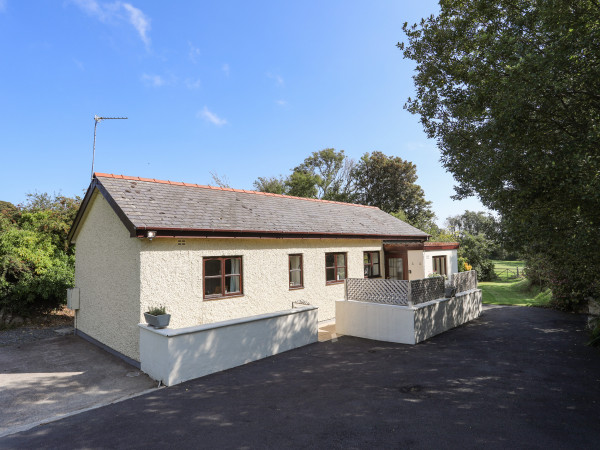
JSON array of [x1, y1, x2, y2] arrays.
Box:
[[326, 280, 345, 285], [289, 286, 304, 290], [203, 294, 244, 301]]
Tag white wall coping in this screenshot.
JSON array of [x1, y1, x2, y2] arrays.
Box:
[[341, 288, 482, 311], [138, 305, 318, 337]]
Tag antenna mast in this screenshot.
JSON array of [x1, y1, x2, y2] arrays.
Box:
[[91, 115, 128, 179]]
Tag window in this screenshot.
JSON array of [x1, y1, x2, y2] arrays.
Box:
[[326, 252, 347, 284], [289, 254, 303, 289], [432, 255, 447, 276], [203, 256, 242, 299], [363, 251, 381, 278]]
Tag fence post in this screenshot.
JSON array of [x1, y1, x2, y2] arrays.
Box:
[[345, 279, 348, 301], [407, 280, 413, 307]]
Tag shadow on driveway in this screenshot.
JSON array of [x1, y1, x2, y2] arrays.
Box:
[[2, 306, 600, 448], [0, 334, 156, 437]]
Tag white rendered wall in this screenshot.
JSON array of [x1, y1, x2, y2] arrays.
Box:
[[72, 190, 142, 361], [423, 249, 459, 277], [413, 289, 482, 342], [139, 306, 318, 386], [336, 289, 482, 344], [335, 300, 416, 344], [139, 238, 382, 327]]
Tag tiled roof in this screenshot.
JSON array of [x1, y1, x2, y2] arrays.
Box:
[[71, 173, 430, 240]]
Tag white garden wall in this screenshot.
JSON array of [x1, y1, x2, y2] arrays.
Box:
[[139, 306, 318, 386], [336, 289, 482, 344]]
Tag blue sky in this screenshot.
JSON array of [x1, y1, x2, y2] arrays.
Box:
[[0, 0, 486, 225]]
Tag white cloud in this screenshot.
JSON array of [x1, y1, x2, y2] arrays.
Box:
[[266, 72, 284, 87], [71, 0, 151, 47], [222, 63, 230, 77], [198, 107, 227, 126], [122, 3, 150, 46], [185, 78, 201, 89], [188, 42, 201, 63], [141, 73, 165, 87], [275, 99, 287, 107], [0, 0, 7, 13], [71, 0, 105, 18]]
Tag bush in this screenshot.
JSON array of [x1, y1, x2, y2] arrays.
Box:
[[0, 225, 73, 317], [477, 260, 496, 282], [458, 233, 496, 281], [457, 257, 471, 272], [0, 194, 79, 318]]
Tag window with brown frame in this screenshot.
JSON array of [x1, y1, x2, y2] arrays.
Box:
[[363, 251, 381, 278], [289, 254, 303, 289], [326, 252, 347, 284], [432, 255, 448, 276], [203, 256, 242, 299]]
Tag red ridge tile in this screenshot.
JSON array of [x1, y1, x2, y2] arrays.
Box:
[[93, 172, 379, 209]]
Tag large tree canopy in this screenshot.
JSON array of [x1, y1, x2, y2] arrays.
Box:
[[353, 151, 435, 226], [401, 0, 600, 307], [254, 149, 436, 229]]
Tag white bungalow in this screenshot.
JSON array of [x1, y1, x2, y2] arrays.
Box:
[[67, 173, 459, 367]]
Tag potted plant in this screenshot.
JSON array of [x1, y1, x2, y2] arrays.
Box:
[[144, 305, 171, 328]]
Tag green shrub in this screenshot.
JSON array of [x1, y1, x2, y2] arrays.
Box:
[[0, 225, 74, 317], [146, 305, 167, 316], [0, 192, 80, 318]]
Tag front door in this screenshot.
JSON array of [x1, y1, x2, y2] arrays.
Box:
[[387, 257, 404, 280]]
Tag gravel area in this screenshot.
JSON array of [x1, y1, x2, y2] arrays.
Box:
[[0, 326, 73, 347]]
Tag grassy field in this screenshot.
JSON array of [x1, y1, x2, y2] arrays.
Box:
[[480, 260, 552, 307], [492, 260, 524, 280]]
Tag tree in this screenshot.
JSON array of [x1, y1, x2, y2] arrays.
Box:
[[293, 148, 355, 202], [254, 148, 354, 201], [353, 151, 435, 225], [445, 211, 497, 238], [458, 233, 496, 281], [209, 172, 231, 188], [254, 149, 436, 231], [400, 0, 600, 308], [0, 220, 74, 317], [284, 170, 320, 198], [17, 193, 81, 254], [0, 201, 17, 219], [0, 193, 81, 317], [253, 176, 286, 195]]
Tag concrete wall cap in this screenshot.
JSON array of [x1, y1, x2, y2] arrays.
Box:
[[138, 306, 318, 337]]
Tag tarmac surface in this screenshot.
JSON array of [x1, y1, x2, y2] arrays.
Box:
[[0, 334, 156, 438], [2, 306, 600, 449]]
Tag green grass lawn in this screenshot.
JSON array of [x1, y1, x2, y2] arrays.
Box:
[[492, 259, 525, 280], [480, 279, 551, 306], [480, 260, 552, 307]]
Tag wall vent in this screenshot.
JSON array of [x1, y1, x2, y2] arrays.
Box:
[[177, 239, 186, 246]]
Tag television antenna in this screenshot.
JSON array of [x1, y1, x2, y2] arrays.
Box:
[[91, 115, 128, 179]]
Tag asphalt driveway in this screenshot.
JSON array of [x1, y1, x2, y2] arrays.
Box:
[[2, 306, 600, 449], [0, 334, 156, 437]]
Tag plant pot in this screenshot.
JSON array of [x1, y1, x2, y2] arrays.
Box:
[[144, 312, 171, 328]]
